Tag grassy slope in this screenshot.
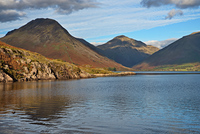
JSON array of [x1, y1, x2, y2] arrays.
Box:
[[133, 62, 200, 71], [152, 63, 200, 71]]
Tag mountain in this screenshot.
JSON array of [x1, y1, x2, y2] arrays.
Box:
[[133, 32, 200, 70], [97, 35, 159, 67], [0, 18, 125, 69]]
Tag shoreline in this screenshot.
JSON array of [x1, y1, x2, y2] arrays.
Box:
[[0, 71, 136, 83], [93, 72, 136, 77], [135, 72, 200, 75], [2, 71, 200, 83]]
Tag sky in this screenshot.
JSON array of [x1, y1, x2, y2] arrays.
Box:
[[0, 0, 200, 49]]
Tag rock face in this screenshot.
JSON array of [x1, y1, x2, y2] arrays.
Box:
[[97, 35, 159, 67], [0, 41, 93, 82], [0, 70, 13, 82]]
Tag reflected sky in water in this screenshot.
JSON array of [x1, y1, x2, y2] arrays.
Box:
[[0, 74, 200, 133]]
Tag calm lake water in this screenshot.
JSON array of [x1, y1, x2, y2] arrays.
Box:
[[1, 73, 200, 134]]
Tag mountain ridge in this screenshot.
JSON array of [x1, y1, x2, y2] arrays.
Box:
[[0, 18, 126, 69], [133, 32, 200, 70], [97, 35, 159, 67]]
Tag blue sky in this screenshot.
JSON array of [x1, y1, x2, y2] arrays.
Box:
[[0, 0, 200, 48]]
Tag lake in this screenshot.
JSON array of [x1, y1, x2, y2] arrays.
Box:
[[0, 72, 200, 134]]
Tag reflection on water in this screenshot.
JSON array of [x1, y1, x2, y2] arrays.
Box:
[[0, 74, 200, 133]]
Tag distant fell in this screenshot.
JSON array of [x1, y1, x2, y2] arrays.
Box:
[[133, 32, 200, 70], [0, 18, 126, 69], [97, 35, 159, 67]]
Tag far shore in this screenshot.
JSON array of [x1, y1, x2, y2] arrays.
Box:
[[3, 71, 200, 83], [93, 72, 136, 77]]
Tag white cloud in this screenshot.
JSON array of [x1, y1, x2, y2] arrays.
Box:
[[145, 38, 178, 49], [90, 42, 104, 46], [59, 0, 185, 39]]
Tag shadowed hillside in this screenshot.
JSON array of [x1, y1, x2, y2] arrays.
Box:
[[133, 32, 200, 70], [0, 18, 125, 69], [97, 35, 159, 67]]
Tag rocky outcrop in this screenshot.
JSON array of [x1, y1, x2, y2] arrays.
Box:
[[0, 42, 93, 82], [0, 70, 13, 82]]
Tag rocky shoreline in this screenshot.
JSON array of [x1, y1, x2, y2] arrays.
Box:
[[0, 44, 135, 83], [0, 69, 136, 83], [0, 68, 94, 83]]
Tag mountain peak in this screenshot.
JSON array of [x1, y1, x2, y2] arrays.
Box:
[[114, 35, 134, 41], [28, 18, 59, 25], [115, 35, 127, 38], [97, 35, 159, 67], [1, 18, 125, 69], [21, 18, 64, 31], [6, 18, 62, 36], [4, 18, 71, 43], [106, 35, 145, 48]]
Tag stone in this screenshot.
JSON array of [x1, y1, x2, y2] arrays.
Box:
[[5, 48, 13, 54], [80, 72, 92, 78], [0, 70, 13, 82], [26, 59, 31, 63], [24, 67, 29, 73]]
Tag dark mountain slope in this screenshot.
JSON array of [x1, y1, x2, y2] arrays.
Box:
[[97, 35, 159, 67], [133, 32, 200, 70], [76, 38, 104, 54], [0, 18, 125, 69]]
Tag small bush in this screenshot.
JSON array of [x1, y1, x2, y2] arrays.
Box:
[[108, 67, 117, 71]]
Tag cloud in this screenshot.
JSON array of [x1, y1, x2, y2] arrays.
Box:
[[0, 0, 99, 22], [0, 10, 26, 22], [141, 0, 200, 19], [141, 0, 200, 9], [90, 42, 104, 46], [145, 38, 178, 49], [165, 9, 183, 19]]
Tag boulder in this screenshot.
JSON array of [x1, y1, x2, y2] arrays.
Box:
[[0, 70, 13, 82]]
